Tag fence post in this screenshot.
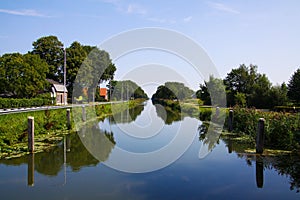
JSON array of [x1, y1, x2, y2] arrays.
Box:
[[66, 109, 71, 130], [228, 110, 233, 132], [82, 105, 86, 122], [28, 116, 34, 153], [256, 118, 265, 154]]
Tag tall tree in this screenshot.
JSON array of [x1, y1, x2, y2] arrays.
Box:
[[73, 47, 116, 101], [205, 75, 226, 107], [196, 83, 211, 105], [109, 80, 147, 100], [0, 53, 49, 98], [234, 92, 247, 107], [224, 64, 250, 94], [248, 74, 271, 108], [224, 64, 273, 108], [133, 87, 148, 99], [152, 85, 177, 100], [269, 83, 289, 108], [196, 76, 226, 106], [65, 41, 88, 96], [152, 82, 194, 100], [32, 35, 64, 82], [288, 68, 300, 104]]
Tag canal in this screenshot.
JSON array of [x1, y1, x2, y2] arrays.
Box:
[[0, 101, 299, 199]]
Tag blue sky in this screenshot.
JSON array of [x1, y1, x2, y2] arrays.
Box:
[[1, 0, 300, 94]]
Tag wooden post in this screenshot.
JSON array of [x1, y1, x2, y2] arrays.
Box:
[[228, 110, 233, 132], [216, 107, 220, 118], [28, 116, 34, 153], [256, 156, 264, 188], [66, 109, 71, 130], [256, 118, 265, 154], [66, 134, 71, 152], [27, 153, 35, 186], [227, 139, 233, 154], [82, 105, 86, 122]]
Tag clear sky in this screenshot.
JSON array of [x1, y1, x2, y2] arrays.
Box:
[[1, 0, 300, 94]]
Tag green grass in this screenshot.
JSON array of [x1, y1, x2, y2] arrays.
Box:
[[0, 99, 145, 159]]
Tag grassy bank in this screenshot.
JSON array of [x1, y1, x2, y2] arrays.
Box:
[[228, 107, 300, 150], [153, 99, 300, 151], [197, 106, 300, 151], [0, 99, 145, 159]]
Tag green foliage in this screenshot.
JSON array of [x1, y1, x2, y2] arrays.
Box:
[[196, 76, 226, 106], [152, 82, 194, 100], [269, 83, 289, 108], [196, 84, 211, 105], [199, 107, 212, 121], [0, 100, 143, 157], [234, 92, 247, 107], [65, 41, 89, 97], [248, 74, 272, 108], [133, 86, 148, 99], [205, 75, 226, 106], [288, 68, 300, 104], [0, 53, 49, 98], [228, 107, 300, 150], [154, 103, 182, 125], [109, 80, 148, 100], [152, 85, 177, 100], [31, 35, 64, 82], [224, 64, 288, 109], [152, 99, 181, 111], [31, 36, 116, 101], [0, 109, 70, 147], [74, 48, 116, 101], [0, 98, 51, 109]]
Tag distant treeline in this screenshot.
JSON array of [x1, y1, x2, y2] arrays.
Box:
[[196, 64, 300, 109]]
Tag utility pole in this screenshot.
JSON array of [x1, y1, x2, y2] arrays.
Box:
[[63, 48, 67, 105]]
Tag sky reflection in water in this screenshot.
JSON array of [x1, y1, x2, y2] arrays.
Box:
[[0, 101, 299, 199]]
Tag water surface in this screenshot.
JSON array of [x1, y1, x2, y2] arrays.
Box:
[[0, 101, 299, 199]]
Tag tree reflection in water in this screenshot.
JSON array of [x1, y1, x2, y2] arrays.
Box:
[[221, 133, 300, 193], [0, 104, 146, 178], [0, 125, 115, 176], [198, 122, 221, 153], [152, 100, 300, 193], [78, 121, 115, 164], [109, 104, 144, 124], [154, 104, 182, 125]]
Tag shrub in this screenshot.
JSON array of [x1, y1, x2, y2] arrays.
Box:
[[0, 98, 51, 109], [228, 107, 300, 150]]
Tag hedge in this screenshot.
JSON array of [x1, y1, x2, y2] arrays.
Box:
[[0, 98, 52, 109]]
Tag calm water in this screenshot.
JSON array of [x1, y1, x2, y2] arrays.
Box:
[[0, 101, 299, 199]]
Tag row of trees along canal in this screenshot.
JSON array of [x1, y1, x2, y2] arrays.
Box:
[[0, 35, 148, 106], [150, 67, 300, 151], [196, 64, 300, 109], [151, 64, 300, 110], [0, 34, 299, 109]]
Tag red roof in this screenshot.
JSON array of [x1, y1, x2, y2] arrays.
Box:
[[100, 88, 107, 96]]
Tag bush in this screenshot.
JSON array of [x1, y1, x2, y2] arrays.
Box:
[[228, 107, 300, 150], [0, 98, 51, 109]]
